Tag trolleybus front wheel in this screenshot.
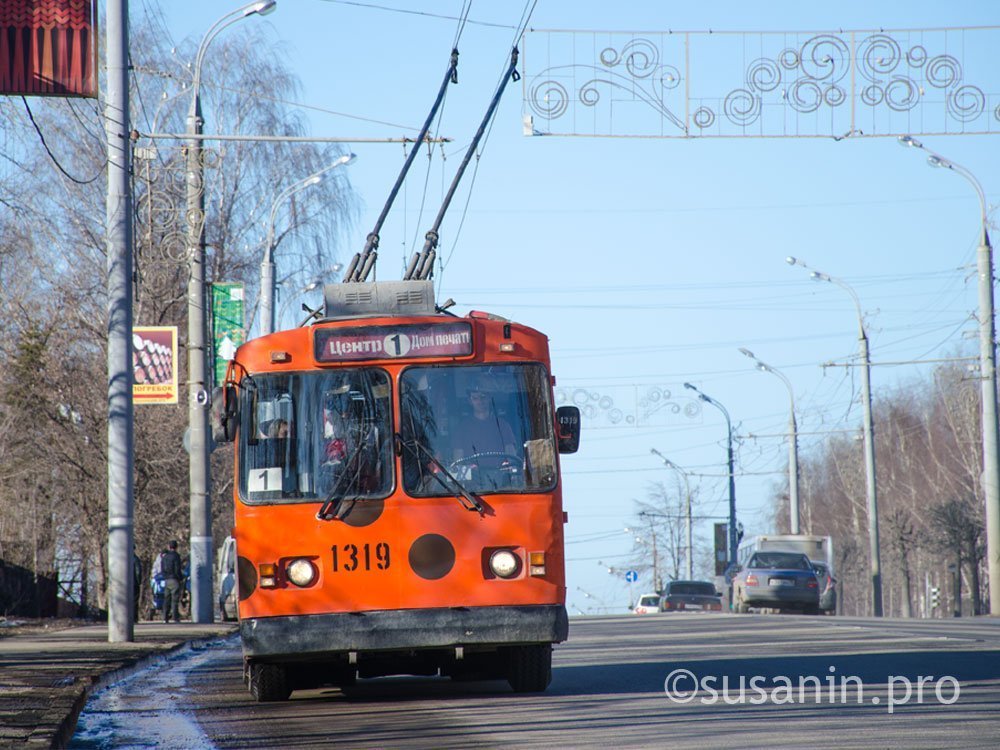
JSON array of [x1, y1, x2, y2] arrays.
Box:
[[248, 661, 291, 702], [505, 644, 552, 693]]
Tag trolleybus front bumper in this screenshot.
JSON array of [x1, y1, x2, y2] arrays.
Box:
[[240, 604, 568, 660]]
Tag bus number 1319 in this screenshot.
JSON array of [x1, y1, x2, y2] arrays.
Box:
[[331, 542, 390, 572]]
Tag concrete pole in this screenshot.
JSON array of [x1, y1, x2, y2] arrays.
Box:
[[260, 157, 353, 336], [786, 257, 883, 614], [740, 349, 799, 534], [184, 2, 276, 624], [859, 333, 884, 616], [650, 449, 692, 580], [105, 0, 135, 642], [726, 421, 737, 565], [898, 136, 1000, 616], [682, 472, 692, 580], [976, 231, 1000, 616], [788, 409, 800, 534], [683, 384, 738, 570], [185, 80, 212, 623]]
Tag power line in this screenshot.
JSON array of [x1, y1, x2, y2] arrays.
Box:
[[21, 98, 105, 185]]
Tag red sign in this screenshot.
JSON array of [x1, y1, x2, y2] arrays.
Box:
[[315, 322, 473, 362], [0, 0, 97, 97]]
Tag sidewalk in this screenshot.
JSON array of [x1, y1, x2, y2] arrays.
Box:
[[0, 621, 237, 749]]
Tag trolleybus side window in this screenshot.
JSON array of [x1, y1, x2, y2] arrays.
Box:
[[239, 369, 392, 504], [399, 364, 557, 496]]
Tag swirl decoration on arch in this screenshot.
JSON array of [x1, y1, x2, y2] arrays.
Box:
[[552, 385, 701, 428], [527, 37, 688, 133], [525, 28, 998, 135]]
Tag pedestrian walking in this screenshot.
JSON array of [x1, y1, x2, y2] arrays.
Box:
[[160, 540, 184, 623], [132, 546, 143, 622]]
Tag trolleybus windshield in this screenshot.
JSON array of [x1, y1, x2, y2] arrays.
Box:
[[399, 364, 557, 496], [239, 368, 393, 504]]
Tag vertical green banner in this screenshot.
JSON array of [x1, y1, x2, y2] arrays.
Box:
[[211, 282, 245, 386]]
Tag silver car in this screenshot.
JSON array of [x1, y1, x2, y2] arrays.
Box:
[[732, 551, 820, 614]]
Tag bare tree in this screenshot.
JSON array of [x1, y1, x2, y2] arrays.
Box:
[[0, 7, 359, 616]]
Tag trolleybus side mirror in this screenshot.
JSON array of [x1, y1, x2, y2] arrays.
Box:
[[556, 406, 581, 454], [210, 385, 240, 443]]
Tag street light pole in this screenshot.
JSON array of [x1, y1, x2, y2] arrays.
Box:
[[683, 383, 738, 571], [740, 348, 800, 534], [260, 154, 355, 336], [899, 135, 1000, 616], [106, 0, 134, 643], [786, 257, 883, 617], [650, 449, 693, 580], [185, 0, 275, 624]]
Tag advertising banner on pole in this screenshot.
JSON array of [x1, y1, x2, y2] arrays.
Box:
[[212, 282, 245, 386], [133, 326, 178, 405], [0, 0, 98, 97]]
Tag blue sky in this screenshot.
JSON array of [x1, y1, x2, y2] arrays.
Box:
[[156, 1, 999, 613]]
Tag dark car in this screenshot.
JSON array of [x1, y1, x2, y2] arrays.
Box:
[[810, 561, 837, 615], [732, 551, 820, 614], [660, 580, 723, 612]]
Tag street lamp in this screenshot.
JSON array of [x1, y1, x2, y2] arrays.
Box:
[[276, 264, 343, 329], [739, 347, 801, 534], [650, 449, 693, 580], [260, 153, 356, 335], [899, 134, 1000, 616], [683, 382, 737, 571], [185, 0, 276, 625], [786, 257, 883, 616]]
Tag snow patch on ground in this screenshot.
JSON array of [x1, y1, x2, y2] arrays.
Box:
[[70, 634, 239, 749]]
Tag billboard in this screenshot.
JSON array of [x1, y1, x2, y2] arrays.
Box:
[[0, 1, 98, 97], [211, 282, 245, 386], [133, 326, 178, 405]]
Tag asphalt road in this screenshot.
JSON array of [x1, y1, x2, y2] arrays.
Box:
[[73, 614, 1000, 749]]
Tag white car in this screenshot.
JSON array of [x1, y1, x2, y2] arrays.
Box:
[[216, 536, 238, 621], [633, 593, 661, 614]]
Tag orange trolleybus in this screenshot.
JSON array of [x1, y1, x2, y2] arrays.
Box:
[[212, 280, 580, 701]]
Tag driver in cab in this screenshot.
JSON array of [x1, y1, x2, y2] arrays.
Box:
[[448, 379, 519, 486]]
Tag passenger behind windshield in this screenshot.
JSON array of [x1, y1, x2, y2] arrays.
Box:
[[319, 379, 386, 497]]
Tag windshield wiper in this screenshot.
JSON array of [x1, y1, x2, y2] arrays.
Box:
[[400, 433, 484, 514], [316, 465, 360, 521]]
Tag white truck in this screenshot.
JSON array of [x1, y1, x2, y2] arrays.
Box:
[[737, 534, 833, 569]]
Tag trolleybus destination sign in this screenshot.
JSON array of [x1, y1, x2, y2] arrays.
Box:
[[315, 322, 473, 362]]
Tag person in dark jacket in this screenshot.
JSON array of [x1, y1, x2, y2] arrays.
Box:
[[132, 546, 143, 622], [161, 540, 184, 623]]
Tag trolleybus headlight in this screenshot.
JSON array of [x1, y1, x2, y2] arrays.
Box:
[[489, 549, 521, 579], [286, 558, 317, 587]]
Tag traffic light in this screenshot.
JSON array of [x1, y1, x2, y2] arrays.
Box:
[[930, 587, 940, 609]]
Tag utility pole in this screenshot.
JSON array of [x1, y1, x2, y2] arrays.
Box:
[[740, 348, 800, 534], [185, 1, 275, 624], [683, 383, 737, 570], [105, 0, 135, 642], [786, 257, 883, 616], [898, 136, 1000, 617], [650, 449, 692, 580]]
